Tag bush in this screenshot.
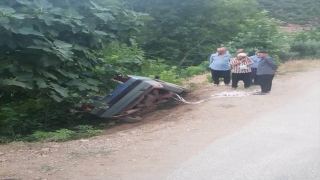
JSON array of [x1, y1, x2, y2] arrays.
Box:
[[18, 125, 104, 142], [180, 61, 210, 78], [28, 129, 75, 142], [290, 41, 320, 59], [100, 43, 145, 75], [101, 44, 210, 85], [277, 51, 300, 62], [0, 0, 145, 103], [158, 66, 182, 85], [0, 97, 82, 138]]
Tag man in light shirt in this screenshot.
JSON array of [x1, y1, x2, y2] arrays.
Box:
[[211, 46, 230, 56], [209, 48, 232, 86], [250, 51, 262, 85]]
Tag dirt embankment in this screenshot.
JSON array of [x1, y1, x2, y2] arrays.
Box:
[[279, 23, 313, 33]]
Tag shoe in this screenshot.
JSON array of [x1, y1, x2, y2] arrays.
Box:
[[253, 92, 268, 95]]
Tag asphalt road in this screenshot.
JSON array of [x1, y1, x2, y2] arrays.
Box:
[[166, 82, 320, 180]]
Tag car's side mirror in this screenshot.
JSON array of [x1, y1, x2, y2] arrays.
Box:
[[154, 75, 160, 79]]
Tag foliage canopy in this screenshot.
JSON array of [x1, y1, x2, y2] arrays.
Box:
[[0, 0, 145, 102]]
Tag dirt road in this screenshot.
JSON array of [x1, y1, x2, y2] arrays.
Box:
[[1, 68, 319, 180], [167, 71, 320, 180]]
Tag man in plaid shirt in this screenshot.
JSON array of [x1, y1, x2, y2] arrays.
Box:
[[230, 53, 254, 89]]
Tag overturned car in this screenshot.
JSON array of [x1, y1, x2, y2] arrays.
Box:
[[82, 75, 191, 122]]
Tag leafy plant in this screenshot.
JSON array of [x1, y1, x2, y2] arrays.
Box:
[[290, 41, 320, 59], [288, 28, 320, 59], [257, 0, 320, 26], [29, 129, 75, 142], [180, 61, 209, 78], [25, 126, 103, 142], [74, 125, 103, 137], [100, 43, 145, 74], [158, 66, 182, 85], [0, 96, 84, 138], [0, 0, 145, 103], [228, 12, 286, 56], [127, 0, 261, 66]]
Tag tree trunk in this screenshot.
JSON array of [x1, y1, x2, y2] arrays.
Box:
[[178, 39, 206, 66]]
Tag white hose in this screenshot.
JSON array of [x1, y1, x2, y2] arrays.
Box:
[[172, 91, 249, 105]]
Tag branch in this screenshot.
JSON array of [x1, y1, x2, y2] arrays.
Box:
[[178, 38, 207, 66]]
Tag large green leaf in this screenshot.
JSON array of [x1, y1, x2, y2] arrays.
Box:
[[48, 92, 62, 102], [94, 30, 108, 36], [53, 40, 73, 49], [0, 17, 10, 24], [0, 6, 15, 14], [2, 79, 33, 89], [38, 14, 55, 26], [34, 0, 53, 9], [94, 13, 115, 21], [15, 73, 33, 81], [63, 8, 84, 20], [57, 69, 79, 79], [86, 78, 100, 86], [10, 14, 26, 20], [50, 83, 68, 97], [65, 79, 90, 91], [57, 49, 74, 59], [18, 27, 44, 36], [16, 0, 32, 5], [41, 70, 57, 80], [35, 78, 48, 88]]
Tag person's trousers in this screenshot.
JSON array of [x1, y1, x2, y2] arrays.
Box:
[[250, 68, 259, 85], [231, 73, 251, 88], [259, 74, 275, 93], [211, 69, 231, 85]]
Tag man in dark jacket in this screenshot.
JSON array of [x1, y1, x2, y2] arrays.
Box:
[[254, 50, 279, 95]]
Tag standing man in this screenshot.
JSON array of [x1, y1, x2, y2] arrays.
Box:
[[209, 48, 232, 86], [230, 53, 254, 89], [254, 50, 279, 95], [237, 49, 245, 54], [212, 46, 230, 56], [250, 51, 262, 85], [221, 46, 231, 55]]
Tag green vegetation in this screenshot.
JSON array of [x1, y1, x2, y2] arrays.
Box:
[[257, 0, 320, 25], [27, 125, 104, 142], [1, 0, 318, 142], [285, 27, 320, 60], [128, 0, 261, 66]]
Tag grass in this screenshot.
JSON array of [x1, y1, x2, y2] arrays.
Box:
[[279, 60, 320, 74]]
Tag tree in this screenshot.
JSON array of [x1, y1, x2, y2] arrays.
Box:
[[228, 12, 286, 56], [0, 0, 145, 103], [125, 0, 260, 66], [256, 0, 320, 26]]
